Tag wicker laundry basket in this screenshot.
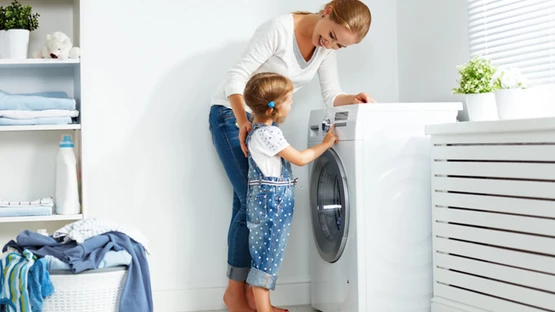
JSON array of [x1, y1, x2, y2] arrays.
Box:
[[43, 266, 128, 312]]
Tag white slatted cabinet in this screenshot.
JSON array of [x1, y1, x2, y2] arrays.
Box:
[[426, 117, 555, 312]]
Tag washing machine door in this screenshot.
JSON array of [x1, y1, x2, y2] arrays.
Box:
[[310, 148, 349, 263]]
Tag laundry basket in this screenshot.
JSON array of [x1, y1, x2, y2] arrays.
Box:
[[43, 266, 128, 312]]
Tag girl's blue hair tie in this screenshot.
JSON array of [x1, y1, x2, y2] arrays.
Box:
[[268, 101, 275, 108]]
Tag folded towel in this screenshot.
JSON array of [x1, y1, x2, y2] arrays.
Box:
[[0, 198, 53, 208], [19, 91, 69, 99], [0, 207, 52, 217], [0, 90, 76, 111], [0, 116, 73, 126], [0, 109, 79, 119]]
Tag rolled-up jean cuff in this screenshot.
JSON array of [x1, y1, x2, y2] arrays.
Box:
[[246, 267, 277, 290], [227, 264, 249, 281]]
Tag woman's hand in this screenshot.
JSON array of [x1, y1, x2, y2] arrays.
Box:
[[334, 93, 376, 106], [353, 92, 376, 104], [238, 121, 252, 157]]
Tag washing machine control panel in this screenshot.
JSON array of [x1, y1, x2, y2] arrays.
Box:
[[321, 118, 332, 133]]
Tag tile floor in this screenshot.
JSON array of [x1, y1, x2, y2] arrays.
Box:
[[206, 305, 317, 312]]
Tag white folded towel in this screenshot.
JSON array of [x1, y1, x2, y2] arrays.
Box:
[[0, 197, 54, 208], [0, 109, 79, 119]]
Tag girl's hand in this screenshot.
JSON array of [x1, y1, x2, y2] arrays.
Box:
[[239, 121, 252, 157], [353, 92, 376, 104], [323, 124, 338, 147]]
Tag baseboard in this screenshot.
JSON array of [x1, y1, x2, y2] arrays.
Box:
[[153, 280, 310, 312]]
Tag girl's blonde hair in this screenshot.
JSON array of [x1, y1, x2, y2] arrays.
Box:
[[293, 0, 372, 43], [244, 72, 294, 124]]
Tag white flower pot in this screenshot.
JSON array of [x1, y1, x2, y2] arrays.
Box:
[[465, 93, 498, 121], [494, 88, 530, 120], [0, 29, 30, 59]]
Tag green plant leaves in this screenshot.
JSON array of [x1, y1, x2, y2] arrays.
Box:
[[0, 0, 40, 31], [452, 56, 498, 95]]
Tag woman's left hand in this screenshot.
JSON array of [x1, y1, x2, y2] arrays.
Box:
[[353, 92, 376, 103]]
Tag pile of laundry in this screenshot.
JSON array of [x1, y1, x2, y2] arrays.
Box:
[[0, 218, 153, 312], [0, 90, 79, 126]]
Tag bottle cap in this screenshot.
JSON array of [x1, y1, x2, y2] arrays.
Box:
[[59, 135, 74, 148]]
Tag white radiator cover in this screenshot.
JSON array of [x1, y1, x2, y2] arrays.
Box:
[[426, 117, 555, 312]]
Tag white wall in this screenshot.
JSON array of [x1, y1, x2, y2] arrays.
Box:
[[78, 0, 399, 311], [396, 0, 469, 120]]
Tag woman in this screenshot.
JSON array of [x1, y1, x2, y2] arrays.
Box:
[[208, 1, 373, 311]]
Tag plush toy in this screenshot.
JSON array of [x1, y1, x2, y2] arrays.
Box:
[[32, 31, 81, 60]]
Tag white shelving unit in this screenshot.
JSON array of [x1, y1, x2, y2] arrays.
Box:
[[0, 214, 83, 224], [0, 124, 81, 132], [0, 0, 84, 225], [0, 58, 80, 68]]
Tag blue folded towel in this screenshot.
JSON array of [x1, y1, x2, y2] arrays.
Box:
[[0, 90, 76, 111], [19, 91, 69, 99], [0, 116, 72, 126]]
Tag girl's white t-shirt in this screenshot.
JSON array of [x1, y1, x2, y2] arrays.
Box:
[[249, 126, 290, 177], [211, 14, 345, 110]]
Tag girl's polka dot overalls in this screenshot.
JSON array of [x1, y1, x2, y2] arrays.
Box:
[[245, 123, 296, 290]]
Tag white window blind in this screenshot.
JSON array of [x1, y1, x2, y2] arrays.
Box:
[[468, 0, 555, 86]]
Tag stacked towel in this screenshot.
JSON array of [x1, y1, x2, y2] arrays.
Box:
[[0, 197, 53, 217], [0, 91, 79, 126]]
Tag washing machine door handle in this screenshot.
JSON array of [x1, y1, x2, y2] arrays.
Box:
[[319, 204, 342, 210]]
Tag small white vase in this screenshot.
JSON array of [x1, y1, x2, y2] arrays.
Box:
[[494, 88, 530, 120], [465, 93, 498, 121], [0, 29, 30, 59]]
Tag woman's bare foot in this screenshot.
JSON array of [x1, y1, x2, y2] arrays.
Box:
[[245, 283, 289, 312], [224, 280, 255, 312]]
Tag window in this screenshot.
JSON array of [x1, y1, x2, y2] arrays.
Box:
[[468, 0, 555, 86]]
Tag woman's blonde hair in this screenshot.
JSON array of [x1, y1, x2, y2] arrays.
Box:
[[293, 0, 372, 43], [244, 72, 294, 124]]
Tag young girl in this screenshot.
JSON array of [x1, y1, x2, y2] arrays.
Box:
[[243, 72, 338, 312]]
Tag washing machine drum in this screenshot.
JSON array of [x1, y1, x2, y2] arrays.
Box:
[[310, 149, 350, 263]]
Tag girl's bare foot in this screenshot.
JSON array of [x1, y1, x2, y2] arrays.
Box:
[[245, 283, 289, 312], [224, 280, 255, 312]]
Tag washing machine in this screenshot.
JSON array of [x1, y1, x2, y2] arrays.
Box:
[[308, 103, 461, 312]]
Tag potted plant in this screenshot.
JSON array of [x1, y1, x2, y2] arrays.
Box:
[[491, 67, 532, 120], [452, 56, 500, 121], [0, 0, 40, 59]]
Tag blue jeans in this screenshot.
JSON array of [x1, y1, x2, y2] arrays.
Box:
[[208, 105, 252, 281]]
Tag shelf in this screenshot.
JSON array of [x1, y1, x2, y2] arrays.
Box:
[[0, 214, 83, 223], [0, 124, 81, 132], [0, 59, 80, 69]]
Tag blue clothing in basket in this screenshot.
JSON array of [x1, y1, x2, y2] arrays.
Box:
[[0, 250, 52, 312], [3, 230, 153, 312]]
